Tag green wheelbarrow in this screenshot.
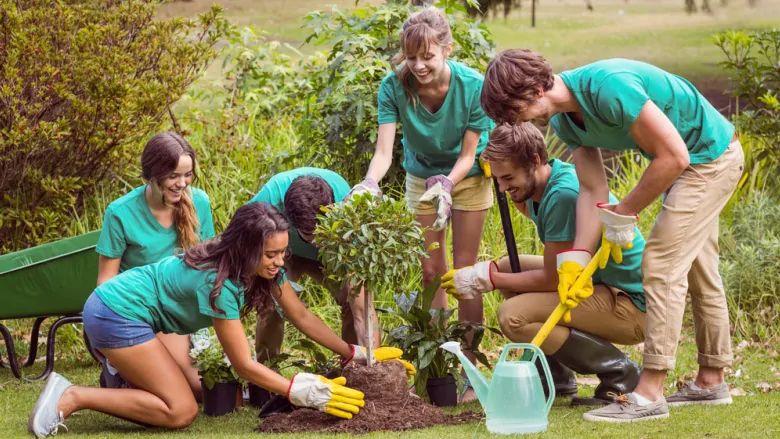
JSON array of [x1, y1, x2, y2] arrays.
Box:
[[0, 230, 101, 380]]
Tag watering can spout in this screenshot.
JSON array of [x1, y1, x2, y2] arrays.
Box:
[[439, 341, 489, 405]]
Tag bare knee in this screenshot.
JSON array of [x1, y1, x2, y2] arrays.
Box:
[[166, 401, 198, 429], [422, 265, 446, 285]]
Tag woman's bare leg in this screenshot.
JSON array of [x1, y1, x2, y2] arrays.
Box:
[[157, 333, 201, 401], [57, 338, 198, 429], [417, 213, 448, 309]]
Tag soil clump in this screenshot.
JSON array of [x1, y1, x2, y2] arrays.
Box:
[[257, 361, 482, 433]]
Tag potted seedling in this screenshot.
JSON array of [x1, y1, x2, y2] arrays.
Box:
[[386, 278, 496, 406], [190, 328, 244, 416], [314, 192, 427, 364]]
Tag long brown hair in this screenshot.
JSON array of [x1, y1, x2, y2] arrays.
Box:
[[141, 132, 200, 250], [183, 202, 289, 315], [391, 7, 453, 105]]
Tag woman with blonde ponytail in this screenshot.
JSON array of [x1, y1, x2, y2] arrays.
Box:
[[350, 7, 494, 403], [94, 131, 215, 396]]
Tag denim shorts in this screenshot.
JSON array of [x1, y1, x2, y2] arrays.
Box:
[[82, 293, 156, 349]]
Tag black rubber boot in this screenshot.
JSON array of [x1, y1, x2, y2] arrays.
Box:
[[551, 329, 640, 405], [536, 356, 578, 399]]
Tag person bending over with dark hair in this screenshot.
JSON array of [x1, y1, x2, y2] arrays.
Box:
[[28, 202, 406, 438], [443, 123, 646, 405], [246, 168, 380, 372], [94, 131, 215, 394]]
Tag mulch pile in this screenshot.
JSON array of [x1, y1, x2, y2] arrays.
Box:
[[258, 361, 483, 433]]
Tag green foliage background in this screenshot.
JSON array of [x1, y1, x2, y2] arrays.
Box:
[[0, 0, 229, 251]]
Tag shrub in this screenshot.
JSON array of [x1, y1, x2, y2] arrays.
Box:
[[720, 193, 780, 339], [715, 29, 780, 199], [0, 0, 228, 251]]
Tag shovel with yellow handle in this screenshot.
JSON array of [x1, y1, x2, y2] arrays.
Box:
[[530, 244, 611, 347]]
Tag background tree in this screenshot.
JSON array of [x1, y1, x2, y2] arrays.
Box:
[[0, 0, 228, 251]]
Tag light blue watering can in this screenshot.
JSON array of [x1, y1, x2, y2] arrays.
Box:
[[441, 341, 554, 434]]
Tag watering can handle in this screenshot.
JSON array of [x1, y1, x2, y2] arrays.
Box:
[[497, 343, 555, 414]]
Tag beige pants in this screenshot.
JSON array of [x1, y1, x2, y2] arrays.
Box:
[[405, 173, 494, 215], [497, 255, 646, 354], [254, 255, 355, 363], [642, 139, 744, 370]]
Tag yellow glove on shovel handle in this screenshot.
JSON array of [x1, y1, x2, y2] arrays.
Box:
[[532, 246, 610, 347]]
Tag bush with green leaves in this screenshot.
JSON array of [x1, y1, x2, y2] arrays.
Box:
[[720, 192, 780, 340], [0, 0, 229, 251], [715, 29, 780, 198], [314, 193, 427, 360], [224, 0, 495, 187]]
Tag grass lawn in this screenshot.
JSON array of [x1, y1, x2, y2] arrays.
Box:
[[2, 332, 778, 438]]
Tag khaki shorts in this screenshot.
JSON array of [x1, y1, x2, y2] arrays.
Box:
[[405, 173, 494, 215]]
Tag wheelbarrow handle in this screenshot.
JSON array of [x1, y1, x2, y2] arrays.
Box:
[[530, 245, 609, 347]]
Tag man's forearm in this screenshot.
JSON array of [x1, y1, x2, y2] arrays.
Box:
[[617, 156, 686, 216], [491, 269, 556, 293]]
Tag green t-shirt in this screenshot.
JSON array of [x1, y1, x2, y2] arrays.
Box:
[[96, 186, 215, 272], [551, 59, 734, 165], [526, 160, 646, 312], [247, 168, 350, 261], [94, 255, 287, 334], [377, 60, 495, 178]]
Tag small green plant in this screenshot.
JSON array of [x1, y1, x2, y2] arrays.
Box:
[[189, 328, 242, 390], [314, 193, 427, 363], [385, 278, 496, 396]]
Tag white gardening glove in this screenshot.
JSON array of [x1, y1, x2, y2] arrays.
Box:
[[597, 203, 638, 266], [419, 175, 453, 231], [347, 177, 382, 200], [441, 260, 497, 300], [287, 372, 365, 419]]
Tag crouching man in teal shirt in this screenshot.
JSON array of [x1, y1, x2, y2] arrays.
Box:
[[443, 123, 646, 405], [246, 167, 381, 368]]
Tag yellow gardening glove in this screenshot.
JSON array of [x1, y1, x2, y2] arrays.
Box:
[[441, 261, 496, 300], [597, 230, 625, 269], [349, 345, 416, 377], [287, 373, 365, 419], [480, 158, 492, 178], [556, 250, 594, 323]]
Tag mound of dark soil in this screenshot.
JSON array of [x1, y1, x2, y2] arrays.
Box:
[[258, 361, 482, 433]]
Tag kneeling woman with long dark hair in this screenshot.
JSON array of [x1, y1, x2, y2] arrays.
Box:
[[29, 203, 367, 437]]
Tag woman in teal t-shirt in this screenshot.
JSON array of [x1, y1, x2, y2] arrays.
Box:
[[351, 9, 494, 398], [28, 203, 403, 437], [94, 132, 215, 394]]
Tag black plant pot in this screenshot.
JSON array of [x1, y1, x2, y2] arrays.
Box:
[[426, 375, 458, 407], [202, 380, 239, 416], [247, 383, 272, 408]]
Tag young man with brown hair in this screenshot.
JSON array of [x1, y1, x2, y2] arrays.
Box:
[[443, 122, 646, 405], [247, 168, 380, 371], [480, 50, 743, 422]]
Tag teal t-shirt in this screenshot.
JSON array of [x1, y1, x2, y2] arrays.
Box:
[[551, 59, 734, 165], [96, 186, 215, 272], [526, 160, 646, 312], [377, 60, 495, 178], [94, 255, 287, 334], [247, 168, 350, 261]]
